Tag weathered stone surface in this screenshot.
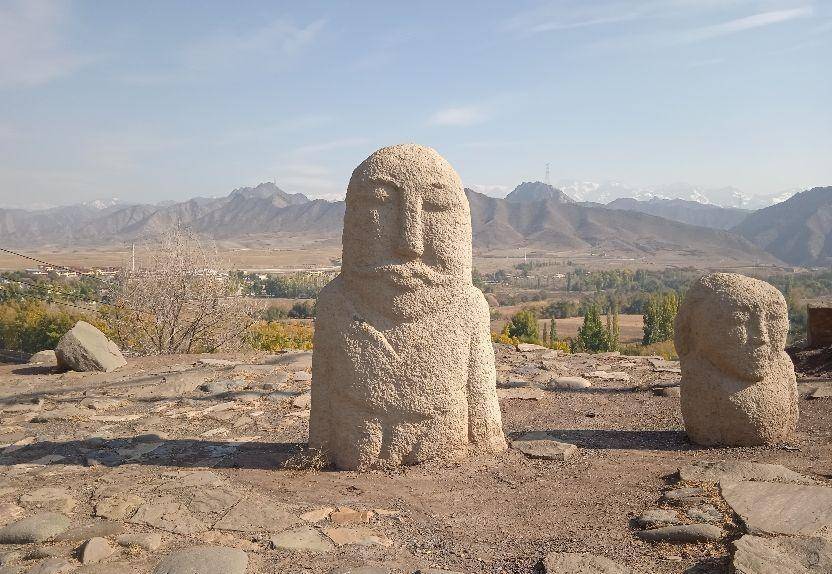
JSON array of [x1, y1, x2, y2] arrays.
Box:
[[635, 523, 724, 543], [543, 552, 630, 573], [721, 481, 832, 536], [269, 526, 333, 553], [648, 357, 681, 373], [516, 343, 548, 352], [186, 486, 240, 515], [511, 438, 577, 461], [634, 508, 680, 528], [27, 350, 57, 366], [94, 496, 143, 521], [323, 527, 392, 547], [308, 144, 506, 470], [292, 392, 311, 409], [25, 557, 73, 574], [54, 521, 123, 542], [19, 488, 76, 515], [731, 534, 832, 574], [129, 497, 206, 535], [55, 321, 126, 373], [330, 508, 372, 525], [79, 537, 114, 564], [808, 384, 832, 399], [197, 358, 240, 367], [653, 386, 681, 397], [153, 546, 248, 574], [661, 487, 709, 506], [116, 532, 164, 551], [300, 507, 334, 523], [548, 377, 591, 390], [679, 460, 813, 485], [674, 273, 798, 446], [0, 505, 23, 528], [685, 505, 722, 523], [213, 498, 300, 533], [0, 513, 70, 544], [330, 568, 390, 574]]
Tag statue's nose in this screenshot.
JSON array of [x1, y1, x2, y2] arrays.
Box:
[[396, 194, 423, 259]]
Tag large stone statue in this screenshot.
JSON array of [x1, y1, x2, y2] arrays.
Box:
[[674, 273, 798, 446], [309, 144, 507, 470]]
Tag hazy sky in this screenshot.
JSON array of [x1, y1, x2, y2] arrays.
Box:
[[1, 0, 830, 206]]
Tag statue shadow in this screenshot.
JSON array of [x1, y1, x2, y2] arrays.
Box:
[[510, 429, 695, 451], [0, 437, 309, 471]]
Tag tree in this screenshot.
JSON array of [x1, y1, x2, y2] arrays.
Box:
[[505, 309, 540, 343], [105, 225, 259, 355], [548, 318, 557, 345], [643, 292, 678, 345], [605, 305, 620, 351], [576, 304, 609, 352]]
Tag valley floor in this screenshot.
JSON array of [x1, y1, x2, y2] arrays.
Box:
[[0, 347, 829, 573]]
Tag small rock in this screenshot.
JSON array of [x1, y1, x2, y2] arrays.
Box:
[[94, 496, 143, 521], [511, 438, 577, 461], [653, 386, 680, 397], [79, 537, 114, 564], [27, 350, 57, 366], [116, 532, 164, 551], [585, 371, 631, 382], [808, 384, 832, 399], [197, 358, 240, 367], [634, 509, 680, 528], [0, 513, 70, 544], [678, 460, 813, 485], [292, 371, 312, 382], [548, 376, 591, 390], [153, 546, 248, 574], [660, 487, 709, 506], [685, 505, 722, 523], [269, 526, 333, 553], [636, 523, 724, 543], [543, 552, 630, 573]]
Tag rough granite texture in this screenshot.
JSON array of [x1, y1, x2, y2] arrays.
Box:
[[309, 143, 507, 470], [674, 273, 798, 446], [55, 320, 127, 373]]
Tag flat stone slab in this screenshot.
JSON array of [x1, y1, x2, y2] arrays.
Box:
[[270, 526, 334, 553], [511, 438, 577, 461], [129, 497, 207, 535], [647, 358, 681, 373], [548, 377, 591, 390], [543, 552, 630, 573], [0, 513, 70, 544], [213, 498, 300, 533], [153, 546, 248, 574], [721, 481, 832, 536], [808, 384, 832, 399], [635, 523, 724, 543], [679, 460, 813, 485], [516, 343, 548, 352], [731, 534, 832, 574]]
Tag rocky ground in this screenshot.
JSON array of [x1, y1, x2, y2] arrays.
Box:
[[0, 345, 830, 574]]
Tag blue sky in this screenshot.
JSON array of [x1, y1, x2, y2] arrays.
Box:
[[0, 0, 830, 206]]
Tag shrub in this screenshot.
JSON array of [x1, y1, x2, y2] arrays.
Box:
[[505, 309, 540, 343], [247, 321, 314, 351], [620, 339, 678, 360]]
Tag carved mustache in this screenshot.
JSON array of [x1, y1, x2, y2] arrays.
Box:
[[358, 261, 451, 285]]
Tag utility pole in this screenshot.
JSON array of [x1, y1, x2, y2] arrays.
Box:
[[131, 243, 135, 273]]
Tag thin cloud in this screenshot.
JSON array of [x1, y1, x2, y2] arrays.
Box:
[[428, 105, 490, 127], [0, 0, 95, 88], [292, 137, 370, 156], [683, 6, 814, 42]]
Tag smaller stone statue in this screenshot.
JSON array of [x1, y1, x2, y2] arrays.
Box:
[[675, 273, 798, 446]]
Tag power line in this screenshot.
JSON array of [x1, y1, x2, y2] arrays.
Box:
[[0, 281, 102, 315], [0, 247, 88, 275]]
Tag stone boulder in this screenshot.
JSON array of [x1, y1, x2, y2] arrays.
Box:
[[27, 350, 57, 366], [55, 321, 126, 373], [674, 273, 798, 446]]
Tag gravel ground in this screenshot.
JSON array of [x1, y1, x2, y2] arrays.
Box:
[[0, 345, 828, 574]]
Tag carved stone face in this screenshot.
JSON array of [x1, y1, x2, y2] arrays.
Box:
[[341, 144, 472, 319], [677, 273, 789, 382]]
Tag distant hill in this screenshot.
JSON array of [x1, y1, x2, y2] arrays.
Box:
[[733, 186, 832, 266], [465, 189, 775, 263], [606, 197, 749, 230], [504, 182, 574, 204], [0, 182, 779, 265]]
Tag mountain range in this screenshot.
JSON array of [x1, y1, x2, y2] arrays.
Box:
[[2, 181, 829, 267]]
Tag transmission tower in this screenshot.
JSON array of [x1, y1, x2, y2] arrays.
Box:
[[545, 163, 551, 185]]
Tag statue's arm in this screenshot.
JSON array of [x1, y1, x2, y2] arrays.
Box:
[[466, 290, 507, 452]]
